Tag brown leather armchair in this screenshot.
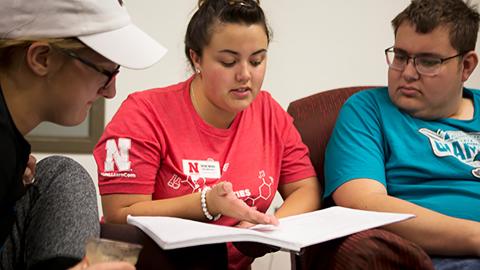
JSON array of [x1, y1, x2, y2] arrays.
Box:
[[287, 86, 370, 196], [286, 86, 371, 270], [286, 86, 433, 270]]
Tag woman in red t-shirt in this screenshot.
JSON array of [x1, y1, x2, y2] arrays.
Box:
[[95, 1, 320, 269]]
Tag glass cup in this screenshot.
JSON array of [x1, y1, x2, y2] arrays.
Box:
[[85, 238, 143, 265]]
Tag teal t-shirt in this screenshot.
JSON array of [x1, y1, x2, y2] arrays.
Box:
[[324, 87, 480, 222]]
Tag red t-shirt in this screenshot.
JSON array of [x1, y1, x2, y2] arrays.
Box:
[[94, 77, 316, 269]]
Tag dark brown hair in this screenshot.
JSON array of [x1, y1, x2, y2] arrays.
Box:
[[184, 0, 271, 69], [392, 0, 480, 53]]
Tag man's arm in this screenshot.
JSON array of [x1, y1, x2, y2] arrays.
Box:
[[333, 178, 480, 256]]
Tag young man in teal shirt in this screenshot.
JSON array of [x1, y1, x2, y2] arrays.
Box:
[[325, 0, 480, 269]]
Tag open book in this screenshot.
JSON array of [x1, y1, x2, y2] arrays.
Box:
[[127, 206, 414, 252]]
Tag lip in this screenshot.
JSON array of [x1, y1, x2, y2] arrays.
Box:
[[229, 87, 252, 98], [397, 85, 421, 97], [230, 86, 251, 92]]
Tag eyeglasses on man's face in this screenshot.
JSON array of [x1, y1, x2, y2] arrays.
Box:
[[384, 46, 466, 76], [55, 47, 120, 89]]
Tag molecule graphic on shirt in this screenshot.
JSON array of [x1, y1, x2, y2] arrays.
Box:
[[187, 175, 206, 192], [244, 170, 273, 207], [167, 174, 206, 192], [167, 168, 274, 207]]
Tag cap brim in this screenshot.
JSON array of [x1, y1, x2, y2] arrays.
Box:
[[78, 24, 167, 69]]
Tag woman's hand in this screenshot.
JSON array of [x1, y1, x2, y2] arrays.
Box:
[[22, 154, 36, 186], [207, 182, 278, 225]]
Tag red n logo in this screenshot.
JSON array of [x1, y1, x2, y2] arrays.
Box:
[[189, 162, 199, 173]]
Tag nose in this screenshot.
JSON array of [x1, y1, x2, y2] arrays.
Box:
[[235, 62, 251, 83], [99, 79, 117, 99], [402, 57, 419, 81]]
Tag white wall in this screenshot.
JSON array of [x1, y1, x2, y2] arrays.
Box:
[[34, 1, 480, 269]]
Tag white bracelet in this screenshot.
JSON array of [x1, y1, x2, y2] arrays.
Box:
[[201, 186, 221, 221]]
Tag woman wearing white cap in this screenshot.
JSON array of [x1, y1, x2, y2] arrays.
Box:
[[0, 0, 166, 269]]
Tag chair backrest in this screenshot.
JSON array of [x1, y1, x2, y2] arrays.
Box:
[[287, 86, 379, 270], [287, 86, 378, 198]]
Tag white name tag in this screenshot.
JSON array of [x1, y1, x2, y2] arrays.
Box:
[[182, 159, 221, 179]]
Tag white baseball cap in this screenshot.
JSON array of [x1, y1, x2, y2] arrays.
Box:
[[0, 0, 167, 69]]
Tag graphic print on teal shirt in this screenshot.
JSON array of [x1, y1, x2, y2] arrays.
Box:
[[420, 128, 480, 178]]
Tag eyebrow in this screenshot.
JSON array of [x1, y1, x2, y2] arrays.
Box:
[[218, 48, 267, 56], [393, 48, 442, 58]]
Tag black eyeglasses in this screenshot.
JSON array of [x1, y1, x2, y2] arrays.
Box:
[[385, 46, 466, 76], [55, 47, 120, 89]]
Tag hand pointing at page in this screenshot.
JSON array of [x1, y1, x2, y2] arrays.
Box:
[[206, 182, 279, 225]]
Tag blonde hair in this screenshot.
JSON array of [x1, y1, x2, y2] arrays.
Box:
[[0, 38, 85, 70]]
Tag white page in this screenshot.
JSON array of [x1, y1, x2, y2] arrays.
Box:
[[127, 206, 414, 252], [251, 207, 414, 249], [127, 214, 296, 249]]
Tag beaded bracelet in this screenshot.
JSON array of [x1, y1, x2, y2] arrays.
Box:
[[201, 186, 221, 221]]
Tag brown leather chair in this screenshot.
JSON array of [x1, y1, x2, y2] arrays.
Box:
[[287, 86, 371, 195], [286, 86, 372, 269], [100, 223, 228, 270], [286, 86, 433, 270]]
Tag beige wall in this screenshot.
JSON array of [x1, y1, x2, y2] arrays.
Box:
[[34, 1, 480, 269]]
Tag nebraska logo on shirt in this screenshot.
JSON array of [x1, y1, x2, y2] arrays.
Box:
[[100, 138, 137, 178], [182, 159, 221, 179]]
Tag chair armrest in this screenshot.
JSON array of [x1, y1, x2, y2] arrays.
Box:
[[290, 229, 433, 270]]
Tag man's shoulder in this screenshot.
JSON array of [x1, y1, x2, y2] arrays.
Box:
[[349, 86, 388, 99], [344, 87, 390, 107]]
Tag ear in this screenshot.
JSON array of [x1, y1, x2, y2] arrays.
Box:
[[25, 42, 55, 76], [461, 51, 478, 82], [189, 48, 202, 72]]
